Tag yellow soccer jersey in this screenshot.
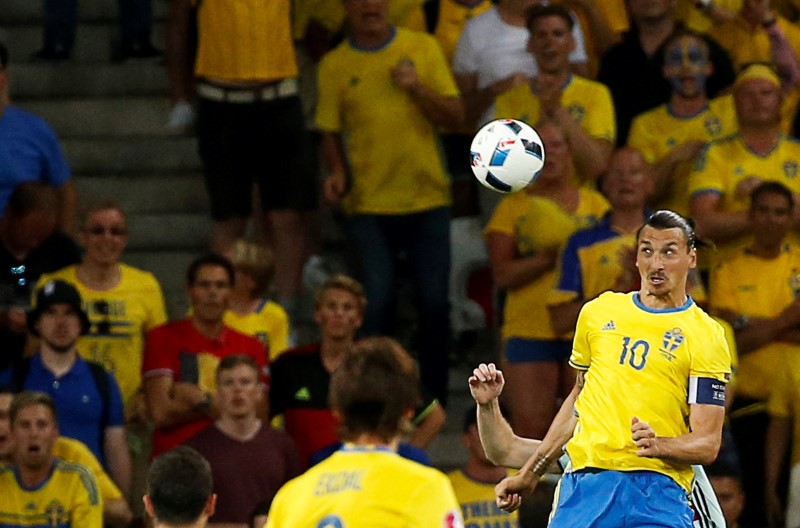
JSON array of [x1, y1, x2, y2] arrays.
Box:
[[568, 292, 731, 492], [495, 75, 616, 145], [447, 468, 519, 527], [434, 0, 492, 64], [266, 445, 463, 528], [709, 244, 800, 400], [0, 459, 102, 528], [36, 264, 168, 408], [485, 188, 609, 340], [193, 0, 297, 82], [316, 27, 458, 215], [628, 96, 738, 216], [709, 16, 800, 72], [224, 299, 290, 362], [689, 134, 800, 255], [53, 437, 122, 502], [768, 366, 800, 466]]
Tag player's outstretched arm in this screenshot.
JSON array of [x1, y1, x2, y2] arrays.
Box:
[[494, 370, 583, 512], [632, 403, 725, 465], [469, 363, 541, 468]]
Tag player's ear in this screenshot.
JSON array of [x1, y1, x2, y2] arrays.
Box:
[[204, 494, 217, 517], [143, 495, 155, 518]]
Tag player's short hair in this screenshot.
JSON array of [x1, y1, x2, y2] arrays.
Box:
[[147, 446, 213, 525], [186, 254, 235, 287], [705, 458, 742, 482], [0, 41, 8, 70], [215, 354, 260, 381], [314, 274, 367, 313], [6, 182, 60, 218], [750, 181, 794, 211], [229, 239, 275, 296], [9, 391, 57, 426], [525, 3, 574, 32], [330, 337, 419, 443], [80, 200, 127, 230], [637, 210, 701, 250]]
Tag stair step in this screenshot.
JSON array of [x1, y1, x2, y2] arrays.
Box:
[[0, 22, 166, 64], [9, 63, 170, 99], [1, 0, 169, 24], [19, 97, 180, 138], [63, 136, 201, 173], [124, 213, 211, 251], [75, 173, 208, 214]]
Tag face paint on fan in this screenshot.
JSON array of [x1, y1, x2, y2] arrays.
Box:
[[664, 40, 709, 97]]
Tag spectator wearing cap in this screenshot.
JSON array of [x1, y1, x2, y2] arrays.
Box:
[[0, 182, 81, 370], [0, 41, 76, 233], [0, 279, 131, 496]]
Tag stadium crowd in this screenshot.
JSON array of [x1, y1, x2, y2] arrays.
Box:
[[2, 0, 800, 526]]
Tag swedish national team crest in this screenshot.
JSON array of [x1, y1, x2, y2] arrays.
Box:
[[567, 103, 585, 124], [660, 328, 684, 360], [784, 160, 798, 179], [704, 116, 722, 137]]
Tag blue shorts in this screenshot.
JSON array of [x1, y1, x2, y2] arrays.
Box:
[[550, 469, 693, 528], [504, 338, 571, 363]]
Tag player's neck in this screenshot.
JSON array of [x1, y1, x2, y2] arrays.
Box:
[[748, 240, 783, 259], [636, 18, 675, 57], [15, 457, 56, 488], [496, 0, 528, 26], [350, 26, 393, 50], [637, 289, 688, 310], [191, 316, 225, 340], [77, 260, 121, 291], [215, 416, 261, 442], [350, 435, 399, 451]]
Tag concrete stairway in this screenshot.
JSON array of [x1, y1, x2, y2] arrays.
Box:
[[0, 0, 490, 474], [2, 0, 205, 318]]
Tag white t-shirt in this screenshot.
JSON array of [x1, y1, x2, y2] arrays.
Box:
[[453, 5, 588, 88]]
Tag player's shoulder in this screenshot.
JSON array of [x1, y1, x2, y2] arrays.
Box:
[[257, 298, 289, 320], [119, 263, 161, 286], [462, 6, 498, 33], [273, 343, 322, 368], [585, 291, 632, 311], [396, 26, 438, 47], [570, 74, 611, 94]]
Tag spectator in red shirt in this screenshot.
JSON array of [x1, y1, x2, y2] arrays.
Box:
[[142, 254, 268, 457]]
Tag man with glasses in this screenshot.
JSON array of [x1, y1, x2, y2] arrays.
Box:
[[0, 182, 80, 370], [35, 200, 167, 521]]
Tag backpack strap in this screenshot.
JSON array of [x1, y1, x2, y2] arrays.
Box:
[[85, 360, 111, 434]]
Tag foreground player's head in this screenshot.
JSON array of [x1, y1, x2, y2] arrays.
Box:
[[144, 446, 216, 528], [330, 337, 419, 444], [635, 210, 698, 303]]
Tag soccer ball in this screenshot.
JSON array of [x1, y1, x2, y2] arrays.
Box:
[[470, 119, 545, 193]]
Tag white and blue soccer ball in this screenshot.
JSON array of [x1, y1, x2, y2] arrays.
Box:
[[470, 118, 545, 193]]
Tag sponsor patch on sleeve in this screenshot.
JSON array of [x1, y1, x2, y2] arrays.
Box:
[[688, 376, 726, 406]]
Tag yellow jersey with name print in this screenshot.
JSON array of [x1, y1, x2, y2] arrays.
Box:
[[709, 244, 800, 401], [0, 458, 102, 528], [485, 188, 609, 341], [316, 27, 458, 215], [495, 75, 616, 145], [224, 299, 290, 362], [628, 96, 737, 216], [266, 445, 463, 528], [36, 264, 167, 409], [193, 0, 297, 82], [567, 292, 731, 492], [448, 468, 519, 528]]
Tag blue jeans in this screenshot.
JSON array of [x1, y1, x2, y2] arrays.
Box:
[[347, 207, 451, 404], [44, 0, 153, 52]]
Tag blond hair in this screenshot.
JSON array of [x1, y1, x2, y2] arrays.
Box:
[[314, 274, 367, 313], [230, 239, 275, 296]]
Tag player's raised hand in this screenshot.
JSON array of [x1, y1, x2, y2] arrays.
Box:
[[468, 363, 505, 405], [631, 416, 660, 457], [391, 57, 419, 92], [495, 472, 532, 512]]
